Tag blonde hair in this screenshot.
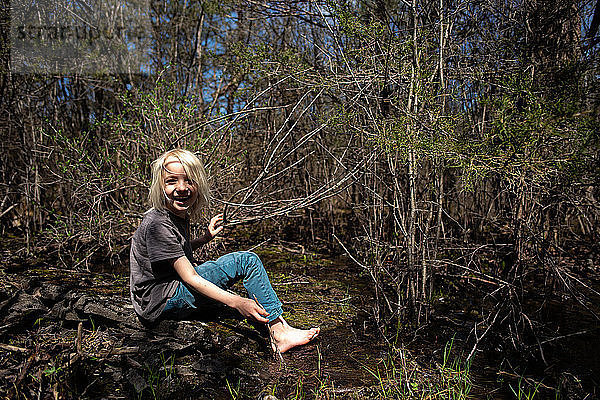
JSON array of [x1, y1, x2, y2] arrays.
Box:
[[148, 149, 210, 220]]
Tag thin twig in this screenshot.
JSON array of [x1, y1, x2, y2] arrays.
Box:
[[0, 343, 28, 353]]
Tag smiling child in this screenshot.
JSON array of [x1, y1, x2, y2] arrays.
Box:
[[129, 149, 319, 353]]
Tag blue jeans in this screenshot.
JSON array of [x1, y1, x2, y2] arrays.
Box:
[[162, 251, 283, 322]]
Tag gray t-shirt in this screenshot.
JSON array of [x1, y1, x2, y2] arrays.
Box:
[[129, 208, 194, 322]]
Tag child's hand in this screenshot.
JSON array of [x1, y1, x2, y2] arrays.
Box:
[[232, 296, 270, 323], [207, 213, 224, 238]]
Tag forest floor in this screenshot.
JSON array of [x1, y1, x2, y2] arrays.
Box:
[[0, 238, 598, 399]]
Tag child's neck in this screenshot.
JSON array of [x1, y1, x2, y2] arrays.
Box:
[[167, 209, 189, 221]]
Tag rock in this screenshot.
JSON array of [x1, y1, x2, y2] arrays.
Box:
[[174, 320, 204, 337], [50, 301, 83, 322], [126, 369, 148, 393], [111, 370, 123, 382], [3, 293, 48, 327], [125, 356, 142, 369], [0, 289, 20, 317], [162, 339, 192, 352], [75, 294, 134, 326], [0, 271, 272, 399], [23, 277, 41, 292], [35, 283, 67, 303], [48, 292, 145, 332]]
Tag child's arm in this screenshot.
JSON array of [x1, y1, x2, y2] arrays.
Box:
[[191, 213, 223, 250], [172, 254, 270, 323]]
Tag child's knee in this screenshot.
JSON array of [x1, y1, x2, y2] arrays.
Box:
[[242, 251, 264, 271]]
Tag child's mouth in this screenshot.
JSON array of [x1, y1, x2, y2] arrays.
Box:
[[173, 195, 191, 205]]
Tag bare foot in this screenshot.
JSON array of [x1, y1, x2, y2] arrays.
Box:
[[269, 317, 320, 354]]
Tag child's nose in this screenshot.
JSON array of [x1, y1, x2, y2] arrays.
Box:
[[175, 180, 188, 191]]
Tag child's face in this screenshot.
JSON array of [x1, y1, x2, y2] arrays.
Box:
[[162, 156, 198, 218]]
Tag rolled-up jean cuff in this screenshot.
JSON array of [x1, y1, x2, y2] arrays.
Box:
[[266, 306, 283, 322]]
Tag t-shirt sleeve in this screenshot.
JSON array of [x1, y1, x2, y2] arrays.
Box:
[[145, 219, 186, 263]]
